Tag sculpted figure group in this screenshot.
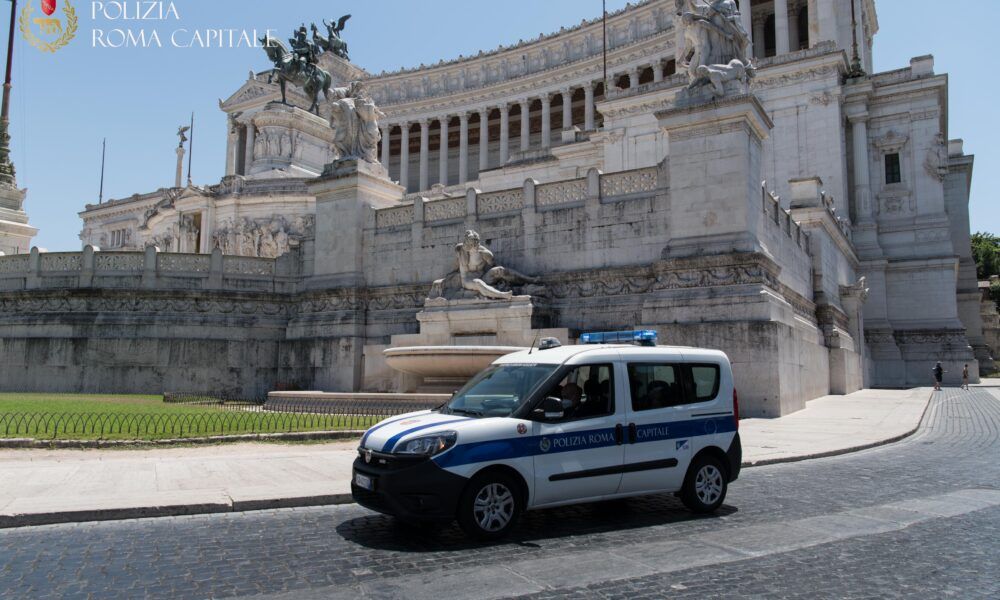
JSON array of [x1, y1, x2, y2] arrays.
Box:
[[260, 18, 384, 164], [675, 0, 755, 98], [430, 231, 542, 301]]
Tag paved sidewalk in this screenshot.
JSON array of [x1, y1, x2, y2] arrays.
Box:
[[0, 387, 938, 528]]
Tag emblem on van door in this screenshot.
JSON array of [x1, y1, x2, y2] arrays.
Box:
[[539, 437, 551, 453], [517, 423, 527, 435]]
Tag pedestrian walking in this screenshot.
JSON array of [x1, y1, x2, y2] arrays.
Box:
[[933, 361, 944, 391], [962, 364, 970, 390]]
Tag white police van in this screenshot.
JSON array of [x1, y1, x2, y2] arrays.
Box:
[[352, 331, 741, 539]]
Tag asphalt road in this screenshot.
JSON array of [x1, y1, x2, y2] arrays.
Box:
[[1, 387, 998, 599]]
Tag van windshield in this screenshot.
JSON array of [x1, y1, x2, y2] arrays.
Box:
[[442, 364, 558, 418]]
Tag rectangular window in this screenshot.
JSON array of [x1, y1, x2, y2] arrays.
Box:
[[689, 365, 721, 402], [885, 152, 902, 184], [542, 364, 615, 422], [627, 364, 685, 411]]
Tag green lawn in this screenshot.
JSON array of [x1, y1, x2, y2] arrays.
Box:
[[0, 393, 375, 441]]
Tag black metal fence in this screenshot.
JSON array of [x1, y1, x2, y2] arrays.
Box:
[[0, 393, 440, 441]]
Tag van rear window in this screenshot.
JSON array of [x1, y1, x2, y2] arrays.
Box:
[[690, 365, 720, 401]]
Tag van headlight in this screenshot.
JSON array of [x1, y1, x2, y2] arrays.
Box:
[[394, 431, 458, 456]]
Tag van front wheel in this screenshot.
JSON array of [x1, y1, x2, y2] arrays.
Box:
[[457, 472, 522, 540], [681, 455, 728, 513]]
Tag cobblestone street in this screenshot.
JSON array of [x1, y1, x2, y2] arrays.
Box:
[[1, 387, 998, 599]]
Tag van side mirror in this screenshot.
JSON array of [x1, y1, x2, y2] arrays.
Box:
[[542, 396, 564, 420]]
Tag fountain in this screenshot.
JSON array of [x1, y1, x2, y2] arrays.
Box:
[[368, 230, 569, 393]]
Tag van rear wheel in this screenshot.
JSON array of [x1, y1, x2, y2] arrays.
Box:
[[457, 471, 522, 540], [681, 454, 727, 513]]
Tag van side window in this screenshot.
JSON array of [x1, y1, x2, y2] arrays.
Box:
[[690, 364, 721, 401], [627, 364, 685, 411], [541, 364, 615, 421]]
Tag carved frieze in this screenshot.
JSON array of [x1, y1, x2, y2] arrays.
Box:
[[600, 168, 658, 197], [94, 253, 144, 272], [536, 179, 587, 207], [478, 189, 524, 215], [376, 206, 414, 229], [423, 198, 466, 222]]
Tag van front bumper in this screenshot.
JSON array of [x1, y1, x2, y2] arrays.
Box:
[[351, 450, 468, 521]]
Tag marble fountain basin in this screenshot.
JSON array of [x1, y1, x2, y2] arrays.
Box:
[[383, 346, 527, 379]]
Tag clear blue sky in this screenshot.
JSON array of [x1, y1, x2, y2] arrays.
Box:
[[2, 0, 996, 251]]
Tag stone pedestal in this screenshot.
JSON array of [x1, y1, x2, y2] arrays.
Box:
[[249, 103, 337, 178], [0, 185, 37, 255], [367, 297, 569, 393], [657, 94, 773, 258], [307, 158, 402, 288]]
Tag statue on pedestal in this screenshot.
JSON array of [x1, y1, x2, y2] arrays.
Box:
[[260, 29, 333, 114], [675, 0, 755, 98], [429, 230, 543, 301], [327, 82, 385, 162], [312, 15, 351, 60]]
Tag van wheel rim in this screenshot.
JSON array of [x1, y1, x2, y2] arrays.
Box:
[[473, 483, 515, 532], [695, 465, 723, 505]]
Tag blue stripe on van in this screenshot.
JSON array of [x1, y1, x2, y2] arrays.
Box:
[[360, 412, 430, 447], [380, 418, 471, 453], [433, 415, 735, 469]]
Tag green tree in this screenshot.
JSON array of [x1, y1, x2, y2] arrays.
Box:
[[971, 232, 1000, 280]]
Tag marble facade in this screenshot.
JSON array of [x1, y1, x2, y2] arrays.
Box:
[[0, 0, 983, 414]]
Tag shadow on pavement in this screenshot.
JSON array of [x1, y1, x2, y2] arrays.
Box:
[[335, 494, 738, 552]]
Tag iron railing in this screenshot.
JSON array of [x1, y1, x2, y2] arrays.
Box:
[[0, 392, 443, 440]]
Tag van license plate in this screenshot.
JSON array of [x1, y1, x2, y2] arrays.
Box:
[[354, 472, 374, 491]]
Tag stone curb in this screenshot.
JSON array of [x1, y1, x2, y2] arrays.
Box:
[[0, 493, 356, 529], [0, 392, 935, 529], [741, 389, 934, 468], [0, 430, 366, 449]]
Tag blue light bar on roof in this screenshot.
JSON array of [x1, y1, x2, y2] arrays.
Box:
[[580, 330, 658, 346]]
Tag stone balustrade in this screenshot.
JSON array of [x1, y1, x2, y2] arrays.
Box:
[[0, 246, 298, 293], [372, 166, 663, 231]]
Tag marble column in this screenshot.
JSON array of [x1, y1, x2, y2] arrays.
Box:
[[399, 124, 410, 192], [850, 112, 873, 223], [584, 84, 595, 131], [775, 0, 790, 55], [459, 113, 469, 185], [541, 94, 552, 148], [629, 67, 640, 90], [439, 116, 450, 187], [653, 60, 664, 83], [478, 108, 490, 172], [753, 17, 766, 59], [419, 119, 430, 192], [380, 125, 391, 167], [225, 127, 238, 176], [740, 0, 753, 55], [561, 88, 573, 130], [789, 6, 800, 51], [519, 99, 530, 152], [244, 122, 256, 171], [500, 104, 511, 163]]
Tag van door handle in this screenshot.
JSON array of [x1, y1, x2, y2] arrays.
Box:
[[628, 423, 637, 444], [614, 424, 624, 445]]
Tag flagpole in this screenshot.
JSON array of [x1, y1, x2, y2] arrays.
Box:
[[99, 138, 106, 204], [0, 0, 18, 186]]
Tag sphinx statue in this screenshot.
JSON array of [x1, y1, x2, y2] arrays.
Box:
[[429, 230, 543, 301]]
